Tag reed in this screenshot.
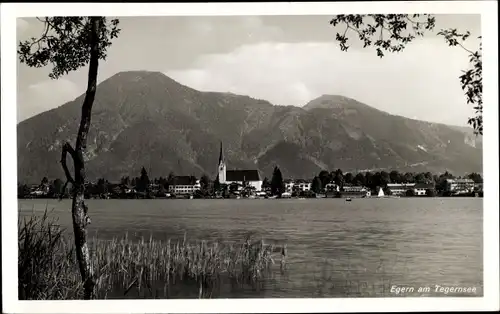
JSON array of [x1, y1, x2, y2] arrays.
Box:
[[18, 210, 286, 300], [18, 210, 84, 299]]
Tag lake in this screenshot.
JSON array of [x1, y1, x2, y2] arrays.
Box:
[[18, 198, 483, 298]]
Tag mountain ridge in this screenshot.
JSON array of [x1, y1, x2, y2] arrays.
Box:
[[19, 71, 476, 131], [17, 70, 482, 183]]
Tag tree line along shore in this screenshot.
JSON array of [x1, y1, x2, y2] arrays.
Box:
[[18, 166, 483, 200]]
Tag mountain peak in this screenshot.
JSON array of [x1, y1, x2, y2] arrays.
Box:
[[303, 94, 388, 115], [305, 94, 364, 109], [95, 70, 197, 102], [104, 70, 180, 85], [318, 94, 355, 102]]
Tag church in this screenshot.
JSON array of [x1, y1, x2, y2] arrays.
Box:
[[216, 142, 263, 191]]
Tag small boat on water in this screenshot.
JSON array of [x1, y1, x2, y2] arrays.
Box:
[[375, 188, 399, 199], [345, 198, 352, 202]]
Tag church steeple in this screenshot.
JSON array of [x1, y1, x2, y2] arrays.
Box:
[[218, 141, 224, 165], [217, 141, 226, 183]]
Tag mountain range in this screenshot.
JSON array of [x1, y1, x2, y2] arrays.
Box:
[[17, 71, 483, 184]]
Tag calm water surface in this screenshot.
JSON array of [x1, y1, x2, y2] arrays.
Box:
[[18, 198, 483, 298]]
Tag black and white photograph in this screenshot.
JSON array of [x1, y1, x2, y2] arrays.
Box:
[[1, 1, 499, 313]]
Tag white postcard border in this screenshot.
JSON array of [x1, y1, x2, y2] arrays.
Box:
[[2, 1, 498, 313]]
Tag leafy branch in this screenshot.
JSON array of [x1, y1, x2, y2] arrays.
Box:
[[330, 14, 436, 57], [438, 29, 482, 135], [18, 17, 120, 79]]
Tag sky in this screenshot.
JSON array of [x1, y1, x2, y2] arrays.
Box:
[[15, 14, 481, 126]]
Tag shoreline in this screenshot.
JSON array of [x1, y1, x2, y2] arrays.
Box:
[[18, 194, 483, 201]]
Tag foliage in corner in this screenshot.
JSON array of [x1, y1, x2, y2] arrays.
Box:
[[437, 29, 482, 135], [18, 17, 120, 79]]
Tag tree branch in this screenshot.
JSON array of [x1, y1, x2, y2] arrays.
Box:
[[343, 24, 350, 38], [455, 41, 476, 55], [30, 18, 51, 49], [404, 16, 433, 27], [61, 142, 76, 184]]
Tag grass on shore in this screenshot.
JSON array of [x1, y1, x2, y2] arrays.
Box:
[[18, 210, 287, 300]]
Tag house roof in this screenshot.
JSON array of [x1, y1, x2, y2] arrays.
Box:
[[387, 183, 415, 187], [414, 183, 435, 189], [387, 184, 410, 189], [344, 186, 366, 191], [226, 170, 261, 182], [446, 178, 474, 183], [295, 179, 312, 184]]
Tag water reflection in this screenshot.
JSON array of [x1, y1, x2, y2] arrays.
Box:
[[18, 198, 483, 298]]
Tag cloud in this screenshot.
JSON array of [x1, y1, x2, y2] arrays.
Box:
[[167, 39, 475, 126], [17, 79, 82, 122]]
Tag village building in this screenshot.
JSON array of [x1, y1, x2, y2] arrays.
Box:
[[217, 142, 263, 191], [342, 185, 370, 197], [413, 183, 435, 196], [325, 182, 340, 192], [28, 183, 50, 197], [284, 179, 295, 192], [386, 183, 416, 196], [293, 179, 312, 192], [169, 176, 201, 195], [445, 178, 475, 195]]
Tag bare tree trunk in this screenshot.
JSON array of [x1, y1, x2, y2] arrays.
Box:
[[60, 17, 100, 300]]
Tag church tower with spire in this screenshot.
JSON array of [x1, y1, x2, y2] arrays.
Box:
[[217, 141, 227, 183]]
